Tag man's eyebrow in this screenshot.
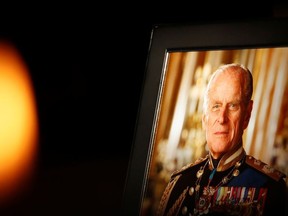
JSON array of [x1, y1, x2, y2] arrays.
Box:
[[229, 99, 242, 104], [209, 99, 242, 104]]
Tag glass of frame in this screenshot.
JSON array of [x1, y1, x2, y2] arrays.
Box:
[[122, 18, 288, 216]]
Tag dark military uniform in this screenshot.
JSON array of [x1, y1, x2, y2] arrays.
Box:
[[157, 146, 287, 216]]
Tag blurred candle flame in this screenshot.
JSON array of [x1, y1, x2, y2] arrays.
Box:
[[0, 41, 38, 205]]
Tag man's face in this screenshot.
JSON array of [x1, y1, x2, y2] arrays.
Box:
[[202, 70, 253, 159]]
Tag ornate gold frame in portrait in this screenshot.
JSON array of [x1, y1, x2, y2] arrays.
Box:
[[122, 18, 288, 216]]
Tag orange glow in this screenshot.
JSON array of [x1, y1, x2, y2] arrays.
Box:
[[0, 42, 38, 205]]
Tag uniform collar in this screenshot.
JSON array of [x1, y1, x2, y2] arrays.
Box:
[[208, 143, 246, 171]]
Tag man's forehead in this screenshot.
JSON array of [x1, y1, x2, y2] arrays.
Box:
[[208, 92, 242, 103]]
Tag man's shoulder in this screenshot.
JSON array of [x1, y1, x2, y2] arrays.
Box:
[[171, 155, 208, 178], [245, 155, 286, 182]]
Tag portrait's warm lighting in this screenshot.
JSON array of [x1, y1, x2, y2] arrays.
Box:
[[0, 42, 38, 205]]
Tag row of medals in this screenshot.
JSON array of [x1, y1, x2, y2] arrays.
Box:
[[188, 161, 241, 215]]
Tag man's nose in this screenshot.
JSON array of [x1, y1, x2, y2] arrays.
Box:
[[217, 108, 227, 124]]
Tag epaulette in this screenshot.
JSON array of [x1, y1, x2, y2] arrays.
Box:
[[245, 155, 286, 182], [171, 155, 208, 178]]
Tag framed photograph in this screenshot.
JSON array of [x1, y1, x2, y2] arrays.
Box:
[[122, 18, 288, 216]]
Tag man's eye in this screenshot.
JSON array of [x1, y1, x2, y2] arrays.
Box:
[[229, 103, 239, 110], [211, 104, 220, 111]]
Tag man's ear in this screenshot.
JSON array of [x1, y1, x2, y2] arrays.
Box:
[[202, 113, 207, 130], [243, 100, 253, 129]]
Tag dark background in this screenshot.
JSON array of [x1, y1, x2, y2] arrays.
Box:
[[0, 3, 287, 215]]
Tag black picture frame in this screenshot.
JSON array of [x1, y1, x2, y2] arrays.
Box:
[[121, 18, 288, 216]]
